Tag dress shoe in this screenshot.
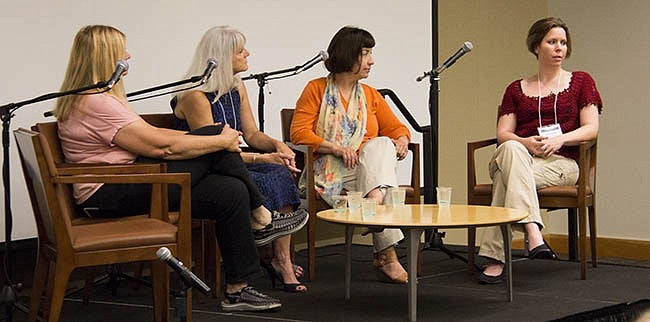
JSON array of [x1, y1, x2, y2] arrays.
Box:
[[528, 241, 558, 260], [478, 270, 506, 284]]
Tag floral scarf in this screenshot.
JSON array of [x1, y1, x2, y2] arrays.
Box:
[[304, 75, 367, 205]]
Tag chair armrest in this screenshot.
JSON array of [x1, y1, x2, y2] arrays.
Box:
[[56, 163, 164, 176], [407, 142, 421, 199], [53, 172, 191, 225], [577, 139, 597, 196], [285, 142, 311, 155]]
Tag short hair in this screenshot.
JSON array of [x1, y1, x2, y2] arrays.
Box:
[[54, 25, 126, 121], [176, 26, 246, 103], [324, 26, 375, 74], [526, 17, 572, 59]]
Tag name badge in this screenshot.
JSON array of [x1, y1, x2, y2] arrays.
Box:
[[537, 123, 563, 138]]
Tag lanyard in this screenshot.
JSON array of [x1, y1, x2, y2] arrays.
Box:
[[537, 71, 561, 127], [217, 90, 237, 129]]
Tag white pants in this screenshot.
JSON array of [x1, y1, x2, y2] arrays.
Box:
[[478, 140, 579, 263], [342, 137, 404, 252]]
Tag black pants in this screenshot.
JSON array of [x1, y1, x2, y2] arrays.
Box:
[[81, 125, 263, 284]]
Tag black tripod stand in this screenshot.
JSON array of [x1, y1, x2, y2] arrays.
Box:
[[378, 88, 470, 267]]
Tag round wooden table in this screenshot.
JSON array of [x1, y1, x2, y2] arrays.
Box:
[[317, 204, 528, 322]]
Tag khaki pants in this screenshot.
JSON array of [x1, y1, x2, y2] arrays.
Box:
[[343, 137, 404, 252], [478, 140, 579, 263]]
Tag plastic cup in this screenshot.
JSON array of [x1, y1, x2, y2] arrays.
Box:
[[388, 187, 406, 206], [332, 195, 347, 212], [436, 187, 452, 207], [346, 191, 363, 209], [361, 198, 377, 216]]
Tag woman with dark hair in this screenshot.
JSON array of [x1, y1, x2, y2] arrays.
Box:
[[291, 26, 411, 284], [477, 17, 602, 284], [55, 25, 305, 311]]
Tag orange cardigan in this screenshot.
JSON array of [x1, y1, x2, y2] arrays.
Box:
[[290, 77, 411, 151]]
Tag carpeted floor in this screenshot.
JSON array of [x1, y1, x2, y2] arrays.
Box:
[[3, 242, 650, 322]]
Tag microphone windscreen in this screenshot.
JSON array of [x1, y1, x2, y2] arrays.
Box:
[[156, 247, 172, 260], [463, 41, 474, 52], [320, 50, 329, 60]]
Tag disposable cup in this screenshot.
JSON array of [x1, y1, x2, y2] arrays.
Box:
[[346, 191, 363, 209], [436, 187, 452, 207]]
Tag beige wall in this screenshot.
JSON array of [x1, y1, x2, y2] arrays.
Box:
[[439, 0, 650, 245], [545, 0, 650, 240]]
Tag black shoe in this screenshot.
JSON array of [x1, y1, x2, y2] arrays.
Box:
[[254, 209, 309, 245], [478, 271, 506, 284], [221, 286, 281, 312], [528, 241, 558, 260]]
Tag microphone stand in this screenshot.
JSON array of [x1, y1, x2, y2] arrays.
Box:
[[0, 81, 109, 322], [126, 74, 204, 102], [241, 64, 305, 132]]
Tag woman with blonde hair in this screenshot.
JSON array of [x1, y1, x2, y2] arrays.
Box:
[[55, 25, 302, 311]]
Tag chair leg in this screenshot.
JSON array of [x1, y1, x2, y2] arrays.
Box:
[[192, 220, 207, 303], [567, 208, 578, 261], [151, 261, 170, 322], [589, 205, 597, 268], [308, 215, 316, 281], [578, 206, 588, 280], [28, 252, 49, 322], [47, 262, 74, 322]]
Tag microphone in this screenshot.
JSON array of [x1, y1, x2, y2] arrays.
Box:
[[106, 60, 129, 89], [201, 58, 218, 83], [156, 247, 211, 294], [434, 41, 473, 75], [296, 50, 328, 74]]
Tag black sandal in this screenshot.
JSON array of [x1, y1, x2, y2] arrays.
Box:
[[263, 262, 307, 293]]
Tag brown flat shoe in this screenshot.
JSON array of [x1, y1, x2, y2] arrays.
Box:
[[372, 246, 408, 284]]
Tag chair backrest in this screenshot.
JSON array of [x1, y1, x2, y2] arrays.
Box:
[[280, 109, 294, 142], [15, 128, 74, 253], [141, 113, 175, 129]]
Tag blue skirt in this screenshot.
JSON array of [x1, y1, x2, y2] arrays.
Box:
[[247, 163, 301, 211]]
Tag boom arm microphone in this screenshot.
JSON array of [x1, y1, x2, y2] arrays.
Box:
[[434, 41, 473, 75], [156, 247, 211, 294], [201, 58, 218, 83], [106, 60, 129, 89], [296, 50, 328, 74], [416, 41, 473, 82]]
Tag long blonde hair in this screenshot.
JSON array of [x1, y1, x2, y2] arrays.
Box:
[[54, 25, 127, 121], [175, 26, 246, 103]]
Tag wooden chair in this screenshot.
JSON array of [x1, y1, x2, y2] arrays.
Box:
[[466, 138, 598, 280], [280, 108, 421, 280], [14, 128, 192, 322], [140, 113, 222, 299]]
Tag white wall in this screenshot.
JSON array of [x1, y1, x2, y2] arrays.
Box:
[[0, 0, 433, 241]]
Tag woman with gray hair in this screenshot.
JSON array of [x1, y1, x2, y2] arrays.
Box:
[[173, 26, 308, 293]]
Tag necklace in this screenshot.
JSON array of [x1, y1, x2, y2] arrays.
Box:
[[537, 71, 562, 127]]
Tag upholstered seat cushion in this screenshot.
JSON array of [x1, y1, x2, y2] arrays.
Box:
[[72, 217, 177, 252]]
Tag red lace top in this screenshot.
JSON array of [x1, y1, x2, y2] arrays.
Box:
[[498, 71, 603, 162]]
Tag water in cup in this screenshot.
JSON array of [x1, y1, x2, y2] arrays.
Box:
[[332, 195, 347, 213], [361, 198, 376, 216], [347, 191, 363, 209], [436, 187, 452, 207], [388, 187, 406, 206]]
